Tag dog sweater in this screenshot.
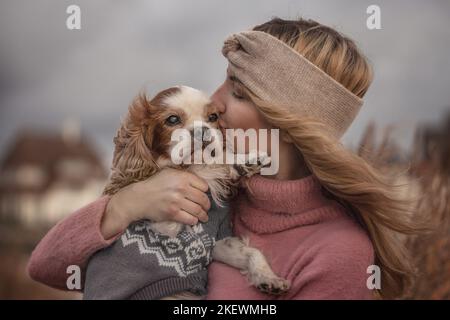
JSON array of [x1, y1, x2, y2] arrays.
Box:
[[83, 192, 232, 300]]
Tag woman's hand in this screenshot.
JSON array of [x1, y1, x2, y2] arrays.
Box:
[[100, 168, 211, 239]]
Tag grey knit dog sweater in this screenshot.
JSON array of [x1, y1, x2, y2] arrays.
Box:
[[83, 192, 232, 300]]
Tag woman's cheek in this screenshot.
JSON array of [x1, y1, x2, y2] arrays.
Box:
[[229, 102, 259, 130], [225, 103, 268, 154]]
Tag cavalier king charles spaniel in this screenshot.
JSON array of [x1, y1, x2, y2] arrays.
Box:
[[101, 85, 290, 299]]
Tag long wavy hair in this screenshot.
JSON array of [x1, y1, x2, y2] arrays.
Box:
[[232, 17, 429, 299]]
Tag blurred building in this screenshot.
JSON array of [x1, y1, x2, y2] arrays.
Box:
[[0, 122, 107, 226]]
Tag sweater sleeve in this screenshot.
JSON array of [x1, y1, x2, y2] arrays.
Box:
[[26, 195, 122, 291], [285, 229, 375, 300]]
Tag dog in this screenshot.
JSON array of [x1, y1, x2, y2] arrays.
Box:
[[92, 85, 290, 299]]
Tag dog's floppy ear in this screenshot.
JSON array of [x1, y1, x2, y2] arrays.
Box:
[[103, 92, 159, 195]]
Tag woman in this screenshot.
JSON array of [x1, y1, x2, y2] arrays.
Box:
[[27, 18, 420, 299]]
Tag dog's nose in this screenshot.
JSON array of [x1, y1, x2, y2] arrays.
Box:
[[190, 126, 211, 146]]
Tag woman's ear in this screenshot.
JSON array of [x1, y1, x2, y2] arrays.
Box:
[[103, 93, 159, 195]]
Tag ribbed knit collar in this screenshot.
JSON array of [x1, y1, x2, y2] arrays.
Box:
[[235, 174, 344, 234]]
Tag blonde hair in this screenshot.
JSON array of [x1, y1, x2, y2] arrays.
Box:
[[233, 18, 428, 299]]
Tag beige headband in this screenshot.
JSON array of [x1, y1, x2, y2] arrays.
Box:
[[222, 30, 364, 139]]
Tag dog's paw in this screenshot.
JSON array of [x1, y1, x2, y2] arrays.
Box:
[[246, 150, 270, 167], [235, 151, 271, 177], [256, 277, 291, 296], [246, 270, 291, 296]]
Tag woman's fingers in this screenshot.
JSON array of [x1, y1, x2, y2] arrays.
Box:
[[188, 174, 209, 193], [180, 198, 208, 223], [184, 172, 211, 222], [186, 186, 211, 211], [173, 209, 199, 226]]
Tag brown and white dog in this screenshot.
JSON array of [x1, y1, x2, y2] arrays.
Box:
[[103, 85, 290, 299]]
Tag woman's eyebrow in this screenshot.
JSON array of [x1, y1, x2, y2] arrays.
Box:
[[228, 75, 239, 83], [226, 67, 237, 82]]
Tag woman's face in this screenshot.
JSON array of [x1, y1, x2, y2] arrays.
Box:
[[210, 69, 273, 153]]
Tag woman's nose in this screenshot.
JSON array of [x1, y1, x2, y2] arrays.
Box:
[[210, 86, 226, 114]]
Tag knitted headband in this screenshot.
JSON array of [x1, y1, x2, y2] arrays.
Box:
[[221, 30, 364, 139]]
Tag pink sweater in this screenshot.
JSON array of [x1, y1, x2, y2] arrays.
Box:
[[27, 174, 375, 299]]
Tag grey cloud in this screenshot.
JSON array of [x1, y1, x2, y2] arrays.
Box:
[[1, 0, 449, 162]]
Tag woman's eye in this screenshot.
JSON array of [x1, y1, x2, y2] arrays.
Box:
[[231, 91, 244, 100], [208, 113, 218, 122], [165, 115, 181, 125]]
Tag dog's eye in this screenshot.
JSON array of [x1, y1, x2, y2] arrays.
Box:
[[166, 115, 181, 125], [208, 113, 218, 122]]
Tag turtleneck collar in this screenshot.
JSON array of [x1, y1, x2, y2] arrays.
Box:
[[235, 174, 345, 234]]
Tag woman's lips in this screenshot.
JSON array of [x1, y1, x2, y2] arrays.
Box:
[[220, 126, 226, 138], [218, 119, 227, 136], [218, 119, 226, 129]]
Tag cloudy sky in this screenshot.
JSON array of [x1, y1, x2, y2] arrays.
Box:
[[1, 0, 450, 165]]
